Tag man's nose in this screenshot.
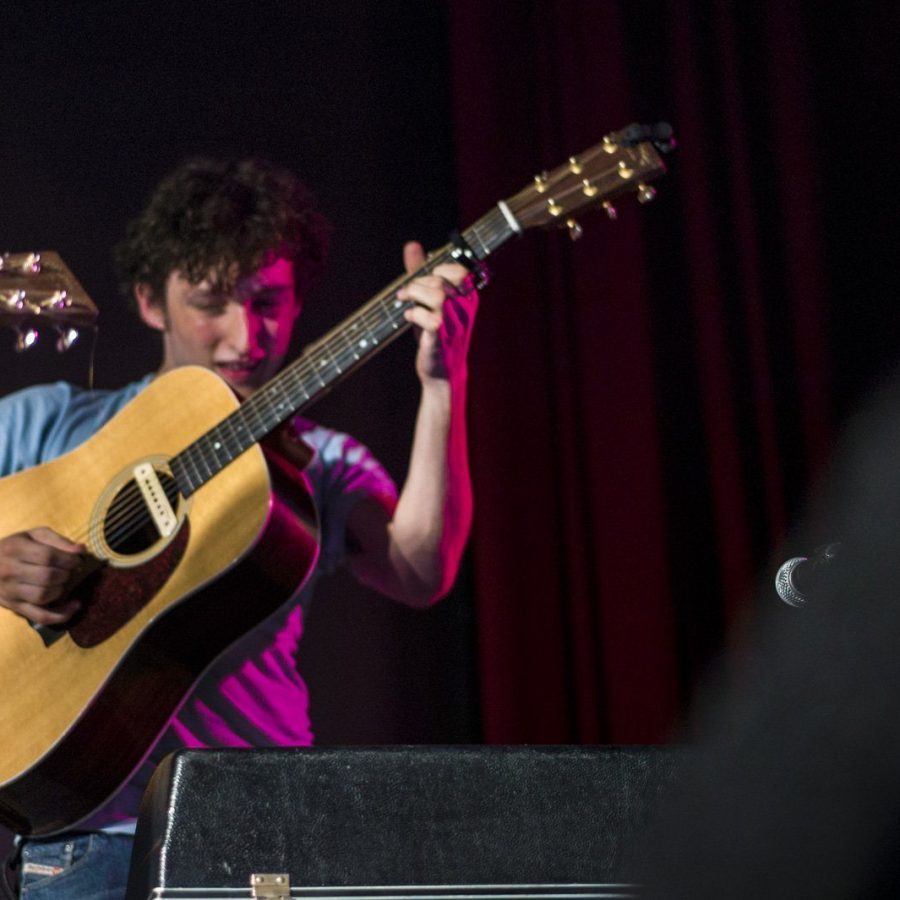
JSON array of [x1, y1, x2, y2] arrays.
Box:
[[225, 302, 263, 353]]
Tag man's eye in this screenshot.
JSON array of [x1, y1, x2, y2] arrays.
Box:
[[189, 293, 226, 309], [252, 297, 287, 315], [190, 301, 227, 315]]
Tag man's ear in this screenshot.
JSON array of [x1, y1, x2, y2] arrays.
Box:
[[134, 283, 167, 331]]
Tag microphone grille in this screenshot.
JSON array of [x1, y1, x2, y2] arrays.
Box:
[[775, 557, 809, 608]]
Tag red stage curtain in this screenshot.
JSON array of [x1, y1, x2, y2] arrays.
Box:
[[449, 1, 829, 743]]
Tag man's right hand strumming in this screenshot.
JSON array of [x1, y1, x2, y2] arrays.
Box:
[[0, 527, 85, 624]]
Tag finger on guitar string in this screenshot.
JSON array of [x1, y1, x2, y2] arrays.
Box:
[[402, 304, 443, 334]]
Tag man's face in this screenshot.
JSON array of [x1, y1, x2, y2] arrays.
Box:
[[137, 256, 300, 400]]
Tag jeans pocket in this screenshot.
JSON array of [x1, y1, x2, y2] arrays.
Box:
[[19, 835, 88, 893], [18, 832, 133, 899]]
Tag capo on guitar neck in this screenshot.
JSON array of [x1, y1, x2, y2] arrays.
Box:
[[448, 230, 490, 290]]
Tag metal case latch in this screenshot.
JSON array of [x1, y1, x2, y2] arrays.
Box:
[[251, 873, 291, 899]]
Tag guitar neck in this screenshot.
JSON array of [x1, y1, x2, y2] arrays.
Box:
[[171, 207, 514, 497]]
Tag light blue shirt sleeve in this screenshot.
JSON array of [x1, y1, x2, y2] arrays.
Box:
[[0, 382, 73, 475], [292, 416, 399, 578], [0, 375, 154, 477]]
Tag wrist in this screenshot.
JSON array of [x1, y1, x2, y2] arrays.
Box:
[[419, 365, 467, 395]]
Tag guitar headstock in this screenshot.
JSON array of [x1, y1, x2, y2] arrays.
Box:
[[0, 251, 98, 351], [504, 122, 675, 240]]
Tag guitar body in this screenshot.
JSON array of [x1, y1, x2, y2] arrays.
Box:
[[0, 367, 320, 836]]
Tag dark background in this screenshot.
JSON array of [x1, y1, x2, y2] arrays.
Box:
[[2, 0, 899, 854]]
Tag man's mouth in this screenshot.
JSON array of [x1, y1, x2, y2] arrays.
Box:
[[214, 359, 261, 379]]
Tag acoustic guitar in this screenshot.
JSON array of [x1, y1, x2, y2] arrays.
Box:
[[0, 123, 673, 836]]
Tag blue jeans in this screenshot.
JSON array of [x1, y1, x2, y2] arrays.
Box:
[[16, 833, 133, 900]]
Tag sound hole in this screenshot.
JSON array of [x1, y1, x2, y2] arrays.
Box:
[[103, 470, 181, 555]]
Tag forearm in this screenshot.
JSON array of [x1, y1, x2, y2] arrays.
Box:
[[347, 241, 477, 605], [386, 375, 473, 605]]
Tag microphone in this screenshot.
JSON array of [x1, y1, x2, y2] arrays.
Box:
[[774, 542, 843, 607]]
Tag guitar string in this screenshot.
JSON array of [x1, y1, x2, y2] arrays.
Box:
[[66, 151, 648, 549]]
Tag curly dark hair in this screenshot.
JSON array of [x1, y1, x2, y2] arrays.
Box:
[[115, 156, 331, 307]]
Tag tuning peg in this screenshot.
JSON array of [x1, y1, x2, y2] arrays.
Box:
[[2, 288, 27, 311], [601, 200, 618, 221], [45, 289, 70, 311], [0, 252, 41, 274], [637, 183, 657, 204], [565, 218, 584, 241], [14, 327, 39, 352], [55, 326, 80, 352]]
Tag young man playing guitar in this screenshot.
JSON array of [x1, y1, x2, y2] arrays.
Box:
[[0, 157, 478, 898]]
